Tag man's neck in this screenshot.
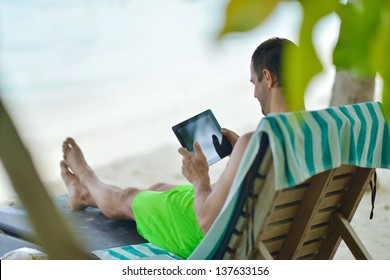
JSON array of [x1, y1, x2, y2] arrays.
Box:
[[269, 87, 288, 114]]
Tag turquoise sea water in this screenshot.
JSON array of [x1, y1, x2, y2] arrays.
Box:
[[0, 0, 225, 98], [0, 0, 307, 100]]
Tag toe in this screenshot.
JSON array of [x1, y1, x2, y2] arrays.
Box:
[[66, 137, 77, 148], [60, 161, 75, 180], [62, 143, 70, 159], [60, 160, 69, 174]]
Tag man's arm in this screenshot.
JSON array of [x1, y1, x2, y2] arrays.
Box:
[[179, 132, 252, 234]]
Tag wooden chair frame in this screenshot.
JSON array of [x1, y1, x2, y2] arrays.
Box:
[[214, 136, 375, 260]]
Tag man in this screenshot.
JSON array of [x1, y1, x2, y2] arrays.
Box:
[[60, 37, 298, 258]]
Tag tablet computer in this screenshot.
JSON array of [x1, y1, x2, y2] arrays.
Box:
[[172, 109, 233, 165]]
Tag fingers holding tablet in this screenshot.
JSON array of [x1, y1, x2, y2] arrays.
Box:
[[178, 141, 209, 184], [212, 134, 233, 159], [221, 128, 239, 148]]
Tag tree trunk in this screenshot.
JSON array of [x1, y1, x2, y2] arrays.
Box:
[[330, 70, 375, 106]]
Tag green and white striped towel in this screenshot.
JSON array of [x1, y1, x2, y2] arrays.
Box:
[[258, 101, 389, 190], [92, 243, 181, 260]]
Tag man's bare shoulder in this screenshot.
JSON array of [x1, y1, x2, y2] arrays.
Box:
[[231, 131, 253, 157], [236, 132, 253, 147]]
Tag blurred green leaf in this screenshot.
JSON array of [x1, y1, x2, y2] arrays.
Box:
[[383, 84, 390, 122], [370, 0, 390, 121], [219, 0, 279, 38], [369, 4, 390, 74], [283, 0, 340, 111], [334, 0, 381, 77]]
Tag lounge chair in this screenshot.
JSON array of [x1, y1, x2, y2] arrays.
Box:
[[0, 194, 146, 254], [0, 233, 42, 257], [189, 101, 389, 260]]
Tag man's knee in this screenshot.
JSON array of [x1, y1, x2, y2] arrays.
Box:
[[149, 183, 175, 192], [108, 188, 139, 220], [119, 188, 140, 204]]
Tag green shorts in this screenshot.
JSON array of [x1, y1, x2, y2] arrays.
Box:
[[132, 185, 204, 258]]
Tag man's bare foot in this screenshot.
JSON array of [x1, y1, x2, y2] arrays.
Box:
[[62, 137, 96, 182], [60, 161, 95, 210]]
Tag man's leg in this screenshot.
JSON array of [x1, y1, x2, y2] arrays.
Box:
[[61, 138, 176, 221]]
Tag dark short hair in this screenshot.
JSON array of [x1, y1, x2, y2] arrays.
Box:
[[251, 37, 298, 87]]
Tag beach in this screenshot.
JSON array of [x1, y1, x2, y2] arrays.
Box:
[[0, 0, 389, 260]]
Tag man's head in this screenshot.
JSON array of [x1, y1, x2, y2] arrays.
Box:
[[250, 37, 298, 115]]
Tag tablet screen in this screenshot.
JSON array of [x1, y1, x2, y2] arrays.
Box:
[[172, 109, 232, 165]]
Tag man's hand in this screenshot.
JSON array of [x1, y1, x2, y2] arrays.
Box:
[[221, 128, 239, 148], [178, 142, 210, 185], [212, 134, 232, 158]]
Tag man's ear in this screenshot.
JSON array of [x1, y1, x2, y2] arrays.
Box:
[[262, 69, 276, 88]]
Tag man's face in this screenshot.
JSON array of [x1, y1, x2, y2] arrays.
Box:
[[250, 63, 269, 115]]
